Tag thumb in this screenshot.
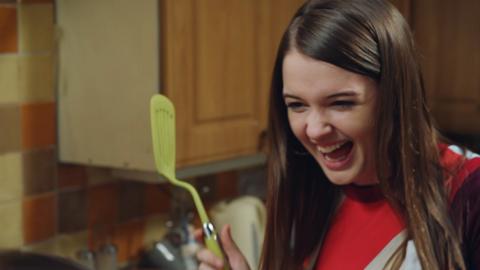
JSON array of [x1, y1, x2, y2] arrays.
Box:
[[220, 224, 250, 270]]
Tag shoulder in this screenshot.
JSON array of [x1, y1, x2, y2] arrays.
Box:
[[442, 145, 480, 269], [439, 144, 480, 199]]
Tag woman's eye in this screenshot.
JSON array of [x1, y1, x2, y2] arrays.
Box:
[[285, 101, 305, 111], [331, 100, 355, 109], [286, 102, 302, 108]]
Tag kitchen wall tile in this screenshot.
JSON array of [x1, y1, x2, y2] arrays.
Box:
[[58, 164, 87, 189], [144, 183, 171, 216], [0, 199, 23, 248], [195, 174, 217, 208], [22, 193, 56, 244], [18, 3, 53, 52], [22, 147, 55, 196], [0, 55, 19, 103], [20, 102, 56, 149], [118, 181, 145, 222], [18, 55, 54, 102], [19, 0, 53, 3], [0, 152, 22, 203], [88, 224, 114, 251], [0, 6, 18, 53], [237, 166, 267, 199], [216, 170, 238, 199], [86, 167, 115, 186], [58, 189, 87, 233], [113, 219, 145, 263], [0, 104, 21, 153], [87, 182, 118, 228]]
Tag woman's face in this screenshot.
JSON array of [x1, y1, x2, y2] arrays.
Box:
[[282, 50, 378, 186]]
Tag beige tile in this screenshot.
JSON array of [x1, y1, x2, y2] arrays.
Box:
[[0, 199, 23, 248], [0, 152, 23, 203], [0, 55, 19, 104], [18, 4, 54, 52], [18, 54, 55, 102]]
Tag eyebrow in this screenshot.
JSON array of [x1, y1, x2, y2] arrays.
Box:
[[282, 90, 358, 100], [326, 91, 358, 99]]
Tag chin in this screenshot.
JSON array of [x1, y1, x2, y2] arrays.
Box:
[[323, 171, 357, 186]]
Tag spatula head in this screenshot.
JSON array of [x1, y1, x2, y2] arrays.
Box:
[[150, 94, 176, 181]]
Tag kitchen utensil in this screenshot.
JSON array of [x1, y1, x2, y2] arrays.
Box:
[[150, 94, 229, 270]]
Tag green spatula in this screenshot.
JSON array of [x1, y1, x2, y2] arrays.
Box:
[[150, 94, 229, 269]]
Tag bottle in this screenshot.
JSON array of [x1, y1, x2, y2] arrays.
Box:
[[95, 244, 118, 270]]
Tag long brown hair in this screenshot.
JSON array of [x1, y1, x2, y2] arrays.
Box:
[[260, 0, 465, 269]]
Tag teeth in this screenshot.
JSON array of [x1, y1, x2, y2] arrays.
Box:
[[317, 142, 347, 154]]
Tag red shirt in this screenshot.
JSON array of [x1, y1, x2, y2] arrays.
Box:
[[314, 144, 480, 269]]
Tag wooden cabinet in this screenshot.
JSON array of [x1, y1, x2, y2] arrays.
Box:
[[412, 0, 480, 134], [58, 0, 304, 173], [161, 0, 304, 167]]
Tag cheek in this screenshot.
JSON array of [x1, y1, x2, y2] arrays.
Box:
[[334, 110, 375, 139]]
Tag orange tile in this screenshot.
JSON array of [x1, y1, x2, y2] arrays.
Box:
[[22, 193, 56, 244], [0, 6, 17, 53], [144, 183, 171, 216], [21, 102, 56, 149], [112, 219, 146, 263], [87, 183, 118, 228], [58, 163, 87, 189]]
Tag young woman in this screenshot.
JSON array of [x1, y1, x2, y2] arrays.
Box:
[[197, 0, 480, 269]]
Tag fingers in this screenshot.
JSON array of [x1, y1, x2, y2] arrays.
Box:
[[198, 263, 218, 270], [196, 224, 251, 270], [219, 224, 251, 270], [196, 248, 224, 269], [220, 224, 239, 255]]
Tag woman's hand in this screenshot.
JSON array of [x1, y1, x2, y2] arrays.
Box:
[[196, 224, 251, 270]]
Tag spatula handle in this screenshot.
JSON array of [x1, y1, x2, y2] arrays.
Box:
[[203, 222, 230, 270]]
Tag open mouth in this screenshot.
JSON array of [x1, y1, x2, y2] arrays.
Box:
[[318, 141, 354, 162]]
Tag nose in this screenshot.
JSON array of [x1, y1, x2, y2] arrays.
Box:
[[305, 110, 333, 143]]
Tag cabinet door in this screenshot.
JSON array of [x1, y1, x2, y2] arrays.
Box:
[[413, 0, 480, 133], [57, 0, 160, 171], [162, 0, 269, 167], [162, 0, 307, 167]]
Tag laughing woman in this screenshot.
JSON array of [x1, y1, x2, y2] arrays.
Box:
[[196, 0, 480, 269]]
